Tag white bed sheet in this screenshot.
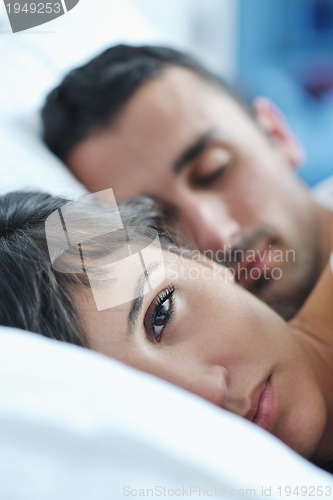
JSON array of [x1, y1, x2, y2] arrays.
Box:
[[1, 327, 332, 500]]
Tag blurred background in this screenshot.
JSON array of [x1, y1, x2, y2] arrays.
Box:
[[135, 0, 333, 187]]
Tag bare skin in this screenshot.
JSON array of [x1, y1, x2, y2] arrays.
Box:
[[76, 234, 333, 468], [68, 68, 333, 318]]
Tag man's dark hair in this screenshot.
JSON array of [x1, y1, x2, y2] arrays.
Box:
[[41, 44, 251, 161], [0, 191, 178, 346]]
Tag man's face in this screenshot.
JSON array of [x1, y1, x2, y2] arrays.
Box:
[[68, 67, 320, 318]]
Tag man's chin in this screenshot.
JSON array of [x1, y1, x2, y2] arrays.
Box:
[[256, 278, 314, 320], [234, 269, 296, 319]]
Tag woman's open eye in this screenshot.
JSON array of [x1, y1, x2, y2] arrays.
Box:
[[144, 286, 175, 343]]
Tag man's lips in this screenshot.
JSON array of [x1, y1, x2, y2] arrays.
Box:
[[244, 376, 275, 431], [233, 244, 273, 289]]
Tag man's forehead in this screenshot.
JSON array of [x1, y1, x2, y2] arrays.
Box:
[[116, 66, 230, 119], [113, 69, 206, 135], [113, 66, 251, 144], [67, 66, 255, 198]]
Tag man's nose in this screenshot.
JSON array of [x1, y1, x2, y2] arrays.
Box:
[[178, 196, 242, 252]]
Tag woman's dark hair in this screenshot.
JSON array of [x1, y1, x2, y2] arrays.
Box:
[[0, 191, 177, 346], [41, 44, 252, 161]]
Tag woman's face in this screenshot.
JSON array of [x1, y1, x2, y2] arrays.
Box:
[[76, 248, 326, 459]]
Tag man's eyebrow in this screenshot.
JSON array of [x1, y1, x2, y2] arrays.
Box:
[[173, 129, 218, 174], [127, 261, 160, 335]]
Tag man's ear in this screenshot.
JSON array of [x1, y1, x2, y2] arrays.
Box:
[[252, 97, 305, 170]]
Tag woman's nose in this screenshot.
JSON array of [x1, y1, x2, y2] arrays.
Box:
[[193, 364, 229, 409]]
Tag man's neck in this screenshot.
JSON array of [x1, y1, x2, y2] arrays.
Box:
[[314, 200, 333, 271]]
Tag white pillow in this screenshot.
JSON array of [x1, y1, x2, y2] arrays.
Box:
[[0, 0, 162, 197], [1, 327, 332, 500]]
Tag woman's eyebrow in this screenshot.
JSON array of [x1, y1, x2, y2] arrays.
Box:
[[127, 261, 160, 335]]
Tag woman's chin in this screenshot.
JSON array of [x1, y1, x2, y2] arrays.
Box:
[[277, 403, 327, 462]]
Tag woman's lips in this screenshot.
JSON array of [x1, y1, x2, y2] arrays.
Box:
[[253, 376, 275, 431], [245, 375, 275, 431]]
